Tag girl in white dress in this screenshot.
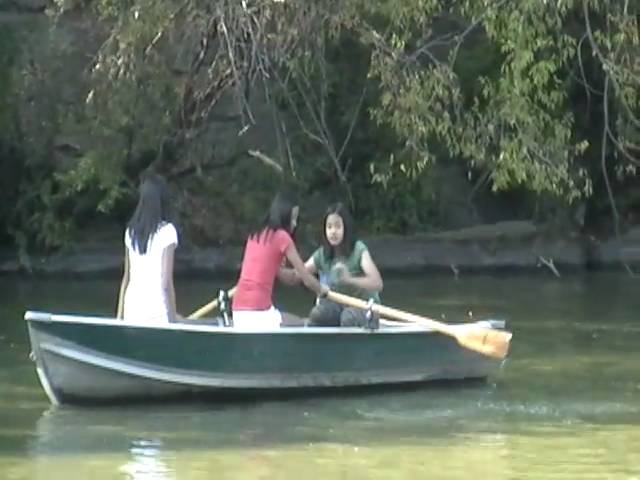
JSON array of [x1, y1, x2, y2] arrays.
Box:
[[116, 173, 179, 323]]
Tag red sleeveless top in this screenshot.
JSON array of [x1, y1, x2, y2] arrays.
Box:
[[232, 229, 293, 310]]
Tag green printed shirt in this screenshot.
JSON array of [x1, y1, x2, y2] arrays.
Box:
[[311, 240, 380, 302]]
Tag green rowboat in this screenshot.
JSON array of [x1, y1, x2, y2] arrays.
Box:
[[25, 311, 509, 405]]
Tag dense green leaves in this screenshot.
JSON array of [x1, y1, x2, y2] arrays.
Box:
[[1, 0, 639, 256]]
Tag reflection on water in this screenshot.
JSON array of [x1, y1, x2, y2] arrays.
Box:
[[2, 273, 640, 479], [120, 439, 174, 480], [21, 380, 640, 479], [21, 404, 640, 479]]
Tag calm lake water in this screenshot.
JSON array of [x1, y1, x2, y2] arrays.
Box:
[[1, 272, 639, 479]]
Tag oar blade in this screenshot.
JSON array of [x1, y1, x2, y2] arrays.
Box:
[[456, 327, 513, 360]]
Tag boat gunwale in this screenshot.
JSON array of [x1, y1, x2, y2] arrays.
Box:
[[24, 310, 505, 335]]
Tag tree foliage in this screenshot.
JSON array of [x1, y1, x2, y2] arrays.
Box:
[[2, 0, 640, 256], [356, 1, 638, 199]]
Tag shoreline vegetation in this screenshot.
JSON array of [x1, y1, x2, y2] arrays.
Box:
[[2, 221, 639, 278], [2, 3, 640, 275]]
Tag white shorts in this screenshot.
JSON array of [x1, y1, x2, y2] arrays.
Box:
[[232, 307, 282, 330]]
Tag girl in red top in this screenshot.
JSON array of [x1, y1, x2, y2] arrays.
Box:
[[232, 192, 327, 329]]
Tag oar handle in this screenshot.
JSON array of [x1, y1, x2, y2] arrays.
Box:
[[188, 286, 237, 320], [326, 290, 455, 336]]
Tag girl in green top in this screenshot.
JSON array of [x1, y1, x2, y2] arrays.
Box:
[[304, 203, 383, 327]]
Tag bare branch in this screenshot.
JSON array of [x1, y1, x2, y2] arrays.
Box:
[[450, 0, 509, 67], [248, 149, 284, 174], [340, 82, 368, 178], [143, 1, 189, 56], [606, 127, 640, 166]]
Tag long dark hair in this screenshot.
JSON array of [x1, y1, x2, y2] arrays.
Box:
[[321, 202, 356, 261], [250, 192, 298, 242], [127, 173, 172, 254]]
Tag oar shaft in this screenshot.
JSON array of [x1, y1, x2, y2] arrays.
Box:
[[326, 291, 455, 335], [188, 287, 237, 319], [326, 290, 511, 360]]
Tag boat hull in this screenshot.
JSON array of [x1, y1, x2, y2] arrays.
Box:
[[25, 311, 507, 404]]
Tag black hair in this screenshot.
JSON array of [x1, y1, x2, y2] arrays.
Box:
[[250, 192, 298, 242], [321, 202, 356, 261], [127, 173, 172, 254]]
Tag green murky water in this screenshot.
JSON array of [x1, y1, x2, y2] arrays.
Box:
[[1, 273, 639, 479]]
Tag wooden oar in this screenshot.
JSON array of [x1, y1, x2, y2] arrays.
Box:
[[188, 287, 237, 320], [326, 290, 512, 360]]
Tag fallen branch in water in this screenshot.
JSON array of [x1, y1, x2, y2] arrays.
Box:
[[538, 255, 561, 278], [450, 263, 459, 280]]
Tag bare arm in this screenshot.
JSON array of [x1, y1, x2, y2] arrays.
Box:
[[162, 244, 178, 320], [305, 256, 318, 275], [284, 244, 326, 296], [277, 256, 317, 285], [339, 250, 384, 293], [116, 250, 130, 319], [277, 267, 298, 285]]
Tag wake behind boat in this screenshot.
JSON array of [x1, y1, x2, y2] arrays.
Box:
[[25, 310, 510, 405]]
